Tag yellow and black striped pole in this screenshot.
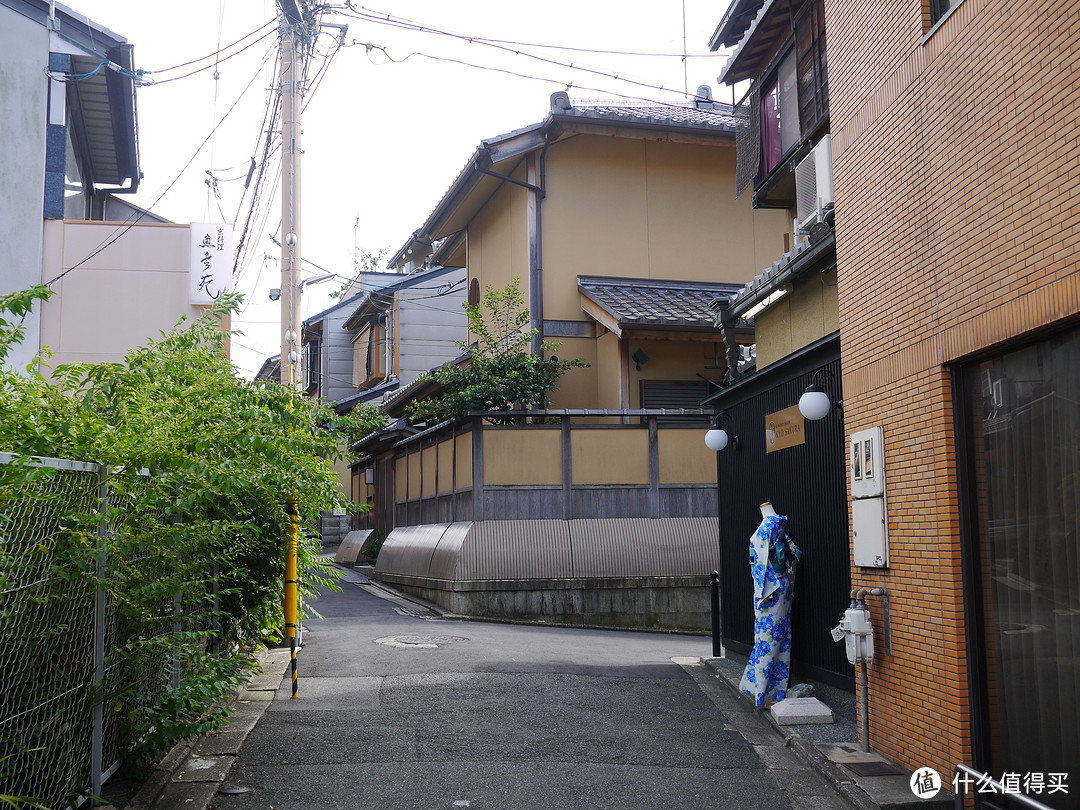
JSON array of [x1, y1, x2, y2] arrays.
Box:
[[285, 496, 299, 699]]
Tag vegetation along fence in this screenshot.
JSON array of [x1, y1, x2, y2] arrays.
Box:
[[0, 452, 217, 808]]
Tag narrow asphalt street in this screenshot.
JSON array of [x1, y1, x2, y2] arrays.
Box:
[[213, 566, 847, 810]]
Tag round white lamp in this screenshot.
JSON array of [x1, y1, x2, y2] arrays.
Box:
[[799, 384, 832, 420], [704, 428, 730, 452]]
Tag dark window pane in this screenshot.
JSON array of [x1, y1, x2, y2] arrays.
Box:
[[963, 327, 1080, 805]]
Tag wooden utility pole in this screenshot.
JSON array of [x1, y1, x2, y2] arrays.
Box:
[[279, 9, 302, 390], [277, 0, 305, 700]]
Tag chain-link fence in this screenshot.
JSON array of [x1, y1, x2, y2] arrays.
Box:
[[0, 452, 217, 807]]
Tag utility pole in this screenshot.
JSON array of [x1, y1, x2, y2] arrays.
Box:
[[277, 0, 306, 700]]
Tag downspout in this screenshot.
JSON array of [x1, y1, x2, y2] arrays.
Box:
[[529, 132, 551, 357]]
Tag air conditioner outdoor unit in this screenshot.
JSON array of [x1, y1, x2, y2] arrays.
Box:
[[795, 134, 834, 229]]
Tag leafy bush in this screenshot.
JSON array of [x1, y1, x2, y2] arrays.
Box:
[[0, 287, 359, 771], [406, 279, 588, 425]]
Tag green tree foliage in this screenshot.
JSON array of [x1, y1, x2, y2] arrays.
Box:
[[406, 279, 588, 426], [0, 288, 357, 774], [339, 401, 388, 449], [329, 246, 390, 300]]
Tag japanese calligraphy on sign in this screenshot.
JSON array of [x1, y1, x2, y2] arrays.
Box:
[[189, 223, 234, 304]]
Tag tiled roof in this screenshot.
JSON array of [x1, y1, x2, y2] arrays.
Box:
[[558, 102, 740, 131], [391, 97, 741, 268], [716, 228, 837, 322], [578, 276, 743, 331]]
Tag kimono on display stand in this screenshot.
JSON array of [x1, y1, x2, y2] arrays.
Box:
[[739, 501, 801, 708]]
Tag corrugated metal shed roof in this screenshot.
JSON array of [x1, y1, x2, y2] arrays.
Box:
[[374, 518, 719, 582], [579, 275, 743, 332]]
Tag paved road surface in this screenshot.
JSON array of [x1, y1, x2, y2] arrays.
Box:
[[214, 567, 846, 810]]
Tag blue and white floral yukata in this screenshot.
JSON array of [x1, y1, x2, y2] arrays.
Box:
[[739, 514, 800, 708]]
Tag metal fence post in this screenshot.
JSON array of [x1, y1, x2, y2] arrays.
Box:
[[212, 561, 220, 655], [710, 570, 722, 657], [91, 464, 108, 804]]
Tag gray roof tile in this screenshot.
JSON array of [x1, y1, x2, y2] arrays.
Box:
[[565, 102, 741, 131], [578, 275, 742, 331]]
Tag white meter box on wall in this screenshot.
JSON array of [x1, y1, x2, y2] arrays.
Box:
[[850, 426, 888, 568]]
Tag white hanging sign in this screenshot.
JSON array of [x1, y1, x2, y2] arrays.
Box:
[[189, 223, 234, 304]]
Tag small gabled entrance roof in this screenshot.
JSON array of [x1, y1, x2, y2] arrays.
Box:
[[577, 275, 743, 338]]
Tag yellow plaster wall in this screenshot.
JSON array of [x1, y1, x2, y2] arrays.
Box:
[[395, 452, 408, 500], [541, 136, 790, 322], [594, 331, 624, 410], [421, 443, 437, 495], [754, 268, 839, 369], [437, 437, 455, 495], [658, 429, 717, 485], [625, 338, 724, 408], [466, 175, 530, 327], [545, 336, 598, 409], [571, 428, 649, 485], [484, 428, 561, 486], [456, 431, 472, 489]]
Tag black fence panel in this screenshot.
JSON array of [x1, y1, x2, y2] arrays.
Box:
[[716, 338, 854, 691]]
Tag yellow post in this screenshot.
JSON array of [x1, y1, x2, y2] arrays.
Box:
[[285, 495, 299, 698]]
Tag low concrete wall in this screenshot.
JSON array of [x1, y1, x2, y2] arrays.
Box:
[[375, 573, 711, 632], [372, 518, 719, 632]]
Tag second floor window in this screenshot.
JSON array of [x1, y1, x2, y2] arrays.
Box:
[[796, 0, 829, 138], [761, 49, 800, 176], [930, 0, 962, 25]]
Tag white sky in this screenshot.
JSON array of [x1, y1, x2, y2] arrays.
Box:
[[68, 1, 734, 377]]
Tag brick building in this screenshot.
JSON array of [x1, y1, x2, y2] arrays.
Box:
[[826, 0, 1080, 789], [714, 0, 1080, 795]]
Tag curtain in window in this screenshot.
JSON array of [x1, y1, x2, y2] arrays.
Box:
[[761, 79, 783, 176], [964, 328, 1080, 808]]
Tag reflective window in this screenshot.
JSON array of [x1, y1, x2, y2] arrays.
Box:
[[963, 326, 1080, 801]]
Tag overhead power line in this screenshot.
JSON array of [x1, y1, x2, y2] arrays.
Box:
[[340, 5, 715, 103]]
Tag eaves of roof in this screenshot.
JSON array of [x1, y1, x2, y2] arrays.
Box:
[[718, 228, 836, 322], [341, 265, 462, 332], [303, 272, 406, 326], [708, 0, 768, 51], [254, 354, 281, 382], [351, 418, 419, 456], [13, 0, 143, 190], [717, 0, 795, 86], [578, 275, 743, 335], [389, 99, 741, 269]]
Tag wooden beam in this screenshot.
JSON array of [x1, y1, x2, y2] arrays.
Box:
[[471, 417, 484, 521], [648, 415, 660, 519], [622, 328, 755, 344], [579, 295, 622, 338], [561, 416, 572, 520]]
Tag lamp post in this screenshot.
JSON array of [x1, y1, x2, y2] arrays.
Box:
[[705, 413, 739, 657]]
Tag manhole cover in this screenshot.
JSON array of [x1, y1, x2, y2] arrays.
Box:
[[843, 761, 905, 777], [375, 634, 468, 649]]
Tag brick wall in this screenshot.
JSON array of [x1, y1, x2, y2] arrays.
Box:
[[827, 0, 1080, 777]]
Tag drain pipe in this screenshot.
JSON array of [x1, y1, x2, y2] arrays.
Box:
[[528, 132, 551, 357], [848, 586, 887, 752]]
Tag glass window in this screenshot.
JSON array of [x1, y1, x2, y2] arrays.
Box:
[[63, 128, 88, 220], [761, 50, 799, 177], [962, 326, 1080, 799], [931, 0, 962, 24]]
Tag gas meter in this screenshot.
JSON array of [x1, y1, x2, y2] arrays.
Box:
[[833, 598, 874, 664]]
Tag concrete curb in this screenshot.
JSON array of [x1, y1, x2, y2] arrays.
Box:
[[701, 657, 951, 810], [124, 646, 291, 810]]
